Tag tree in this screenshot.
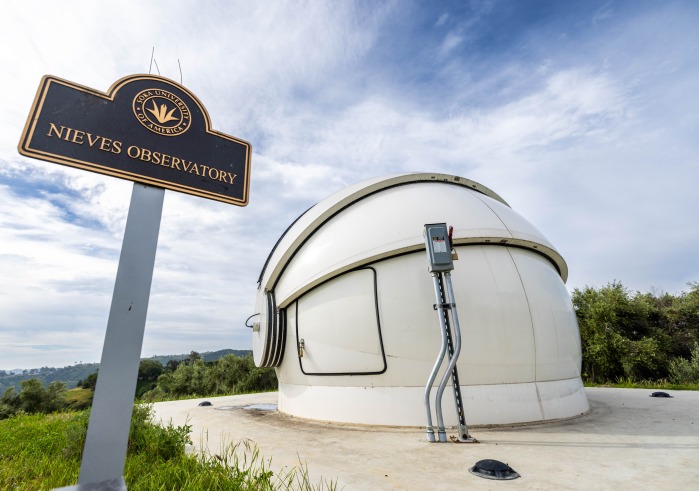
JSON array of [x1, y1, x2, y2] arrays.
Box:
[[18, 379, 67, 413], [0, 378, 68, 418], [141, 354, 277, 401], [138, 360, 164, 381], [664, 283, 699, 358], [78, 372, 98, 390], [573, 282, 630, 382], [0, 386, 18, 419], [668, 343, 699, 384], [573, 281, 699, 383], [185, 351, 201, 365]]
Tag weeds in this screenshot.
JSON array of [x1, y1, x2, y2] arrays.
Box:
[[668, 343, 699, 384], [585, 377, 699, 391], [196, 436, 338, 491], [0, 406, 336, 490]]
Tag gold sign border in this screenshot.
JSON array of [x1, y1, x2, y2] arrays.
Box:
[[18, 74, 251, 206]]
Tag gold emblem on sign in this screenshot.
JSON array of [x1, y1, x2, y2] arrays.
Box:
[[133, 89, 191, 136]]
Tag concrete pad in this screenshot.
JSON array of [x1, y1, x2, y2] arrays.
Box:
[[152, 388, 699, 490]]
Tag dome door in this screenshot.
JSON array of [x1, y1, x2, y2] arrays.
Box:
[[296, 268, 387, 375]]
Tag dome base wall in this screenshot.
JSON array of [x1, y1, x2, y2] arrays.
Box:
[[277, 378, 589, 427]]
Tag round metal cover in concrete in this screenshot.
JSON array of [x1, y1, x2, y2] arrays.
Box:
[[469, 459, 520, 480]]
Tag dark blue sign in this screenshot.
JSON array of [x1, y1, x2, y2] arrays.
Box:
[[19, 75, 251, 206]]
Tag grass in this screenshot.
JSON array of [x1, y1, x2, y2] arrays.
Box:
[[64, 387, 93, 410], [138, 387, 279, 403], [584, 378, 699, 391], [0, 406, 336, 491], [0, 412, 85, 490]]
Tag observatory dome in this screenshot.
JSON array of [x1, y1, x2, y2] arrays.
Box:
[[252, 173, 589, 426]]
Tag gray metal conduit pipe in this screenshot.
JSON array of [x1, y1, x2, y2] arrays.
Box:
[[424, 273, 449, 443], [435, 272, 464, 442]]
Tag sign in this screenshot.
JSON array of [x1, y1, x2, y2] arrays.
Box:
[[18, 74, 251, 206], [18, 74, 253, 487]]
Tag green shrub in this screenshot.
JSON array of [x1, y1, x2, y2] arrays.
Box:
[[573, 281, 699, 384], [668, 343, 699, 384], [0, 378, 68, 419], [128, 404, 192, 460], [141, 354, 277, 401]]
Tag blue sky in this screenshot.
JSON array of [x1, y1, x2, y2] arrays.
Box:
[[1, 0, 698, 369]]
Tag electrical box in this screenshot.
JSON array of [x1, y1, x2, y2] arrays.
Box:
[[424, 223, 453, 273]]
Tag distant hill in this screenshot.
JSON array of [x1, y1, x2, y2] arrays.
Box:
[[0, 349, 251, 393], [0, 363, 100, 395], [144, 349, 251, 365]]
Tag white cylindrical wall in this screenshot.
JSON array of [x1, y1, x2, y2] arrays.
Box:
[[253, 173, 589, 426]]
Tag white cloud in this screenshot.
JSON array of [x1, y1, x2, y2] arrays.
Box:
[[1, 1, 698, 369], [435, 13, 450, 27], [438, 32, 465, 58]]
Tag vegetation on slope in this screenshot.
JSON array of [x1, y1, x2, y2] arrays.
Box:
[[0, 349, 251, 393], [1, 352, 276, 420], [0, 405, 334, 490], [572, 281, 699, 386], [140, 353, 277, 401]]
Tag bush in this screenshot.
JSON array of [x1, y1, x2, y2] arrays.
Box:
[[573, 281, 699, 384], [0, 379, 68, 419], [77, 372, 97, 390], [128, 404, 192, 460], [621, 336, 666, 381], [668, 343, 699, 384], [141, 354, 277, 401]]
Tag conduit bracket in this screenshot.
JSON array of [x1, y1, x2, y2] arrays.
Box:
[[433, 303, 454, 310], [450, 431, 479, 444]]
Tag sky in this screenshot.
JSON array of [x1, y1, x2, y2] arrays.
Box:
[[1, 0, 697, 370]]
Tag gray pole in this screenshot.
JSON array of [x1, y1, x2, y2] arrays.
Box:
[[78, 183, 164, 485]]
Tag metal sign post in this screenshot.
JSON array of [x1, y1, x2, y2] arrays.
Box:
[[78, 183, 164, 485]]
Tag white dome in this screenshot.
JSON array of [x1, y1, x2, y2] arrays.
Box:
[[252, 173, 588, 426]]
